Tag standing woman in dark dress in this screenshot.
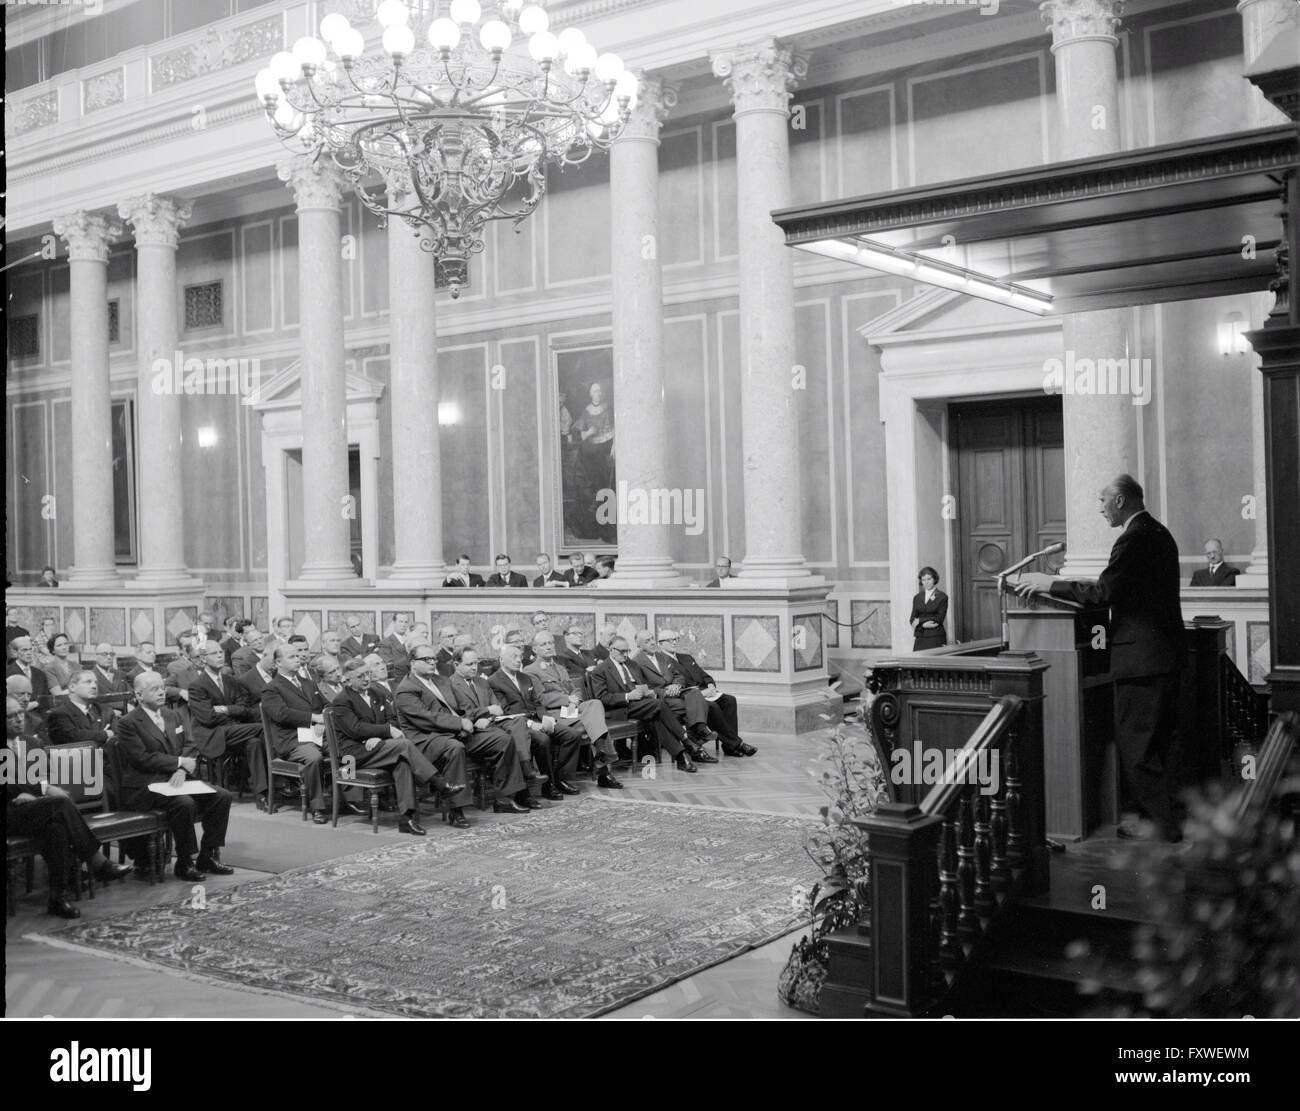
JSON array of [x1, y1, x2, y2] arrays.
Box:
[[910, 567, 948, 651]]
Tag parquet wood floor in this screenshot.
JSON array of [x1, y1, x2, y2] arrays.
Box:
[[5, 730, 833, 1020]]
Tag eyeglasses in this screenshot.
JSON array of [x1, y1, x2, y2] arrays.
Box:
[[412, 655, 435, 662]]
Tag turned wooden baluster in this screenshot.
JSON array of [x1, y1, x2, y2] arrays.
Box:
[[956, 789, 979, 946], [927, 851, 947, 994], [1004, 725, 1025, 879], [989, 763, 1010, 898], [973, 790, 996, 917], [937, 811, 962, 970]]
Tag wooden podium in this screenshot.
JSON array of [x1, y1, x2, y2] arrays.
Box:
[[1006, 598, 1116, 840]]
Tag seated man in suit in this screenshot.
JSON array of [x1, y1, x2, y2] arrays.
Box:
[[1190, 538, 1240, 586], [490, 643, 584, 798], [502, 627, 535, 669], [448, 647, 541, 811], [365, 652, 396, 698], [629, 631, 719, 762], [434, 626, 459, 677], [7, 636, 52, 713], [126, 642, 158, 684], [594, 557, 615, 580], [563, 551, 599, 587], [86, 642, 132, 722], [6, 680, 49, 746], [442, 554, 485, 589], [395, 647, 533, 824], [5, 606, 30, 647], [376, 613, 412, 681], [218, 618, 246, 668], [554, 624, 596, 679], [230, 627, 267, 678], [164, 633, 202, 705], [237, 646, 277, 708], [47, 670, 112, 747], [533, 553, 569, 588], [589, 636, 697, 772], [7, 695, 133, 918], [311, 654, 345, 704], [271, 616, 296, 649], [318, 628, 343, 660], [705, 555, 735, 588], [115, 671, 235, 881], [657, 630, 756, 756], [592, 623, 617, 662], [259, 644, 331, 823], [338, 615, 381, 664], [189, 640, 265, 798], [526, 631, 621, 788], [331, 658, 443, 836], [487, 554, 529, 588]]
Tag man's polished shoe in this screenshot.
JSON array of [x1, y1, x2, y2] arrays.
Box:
[[312, 810, 330, 825], [443, 808, 471, 829], [398, 815, 427, 836], [541, 783, 565, 801], [518, 793, 542, 809], [254, 793, 269, 812], [95, 859, 134, 882], [691, 747, 719, 764], [174, 861, 206, 882], [47, 896, 81, 919], [195, 854, 234, 876], [597, 769, 624, 789], [674, 754, 697, 773], [556, 780, 582, 795], [738, 742, 758, 756], [692, 726, 719, 744], [494, 799, 531, 814]]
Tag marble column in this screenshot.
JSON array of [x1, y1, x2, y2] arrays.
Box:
[[386, 197, 444, 580], [278, 155, 356, 583], [1236, 0, 1297, 586], [603, 73, 686, 588], [118, 193, 202, 589], [1042, 0, 1135, 577], [712, 40, 820, 587], [52, 210, 121, 586]]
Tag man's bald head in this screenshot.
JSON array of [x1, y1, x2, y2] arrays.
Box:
[[6, 674, 33, 699]]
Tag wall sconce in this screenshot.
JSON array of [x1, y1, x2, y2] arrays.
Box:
[[1218, 311, 1250, 357], [438, 402, 460, 427], [196, 425, 219, 448]]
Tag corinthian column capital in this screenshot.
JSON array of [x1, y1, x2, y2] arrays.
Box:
[[52, 210, 122, 262], [711, 39, 808, 116], [118, 193, 193, 249], [615, 74, 678, 144], [1040, 0, 1123, 50], [277, 154, 349, 211]]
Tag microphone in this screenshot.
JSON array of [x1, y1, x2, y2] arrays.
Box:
[[999, 541, 1065, 581]]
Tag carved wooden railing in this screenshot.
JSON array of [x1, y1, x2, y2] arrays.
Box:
[[1232, 711, 1298, 824], [1221, 654, 1271, 762]]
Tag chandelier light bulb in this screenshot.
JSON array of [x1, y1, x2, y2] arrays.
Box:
[[273, 101, 303, 129], [292, 36, 328, 69], [528, 30, 559, 62], [564, 41, 596, 74], [556, 28, 586, 57], [449, 0, 482, 25], [614, 69, 639, 100], [254, 67, 281, 100], [269, 51, 300, 82], [336, 27, 366, 59], [502, 0, 523, 11], [427, 17, 461, 50], [517, 5, 548, 35], [319, 13, 351, 45], [383, 24, 416, 56], [594, 52, 624, 82], [479, 19, 512, 52], [375, 0, 410, 29]]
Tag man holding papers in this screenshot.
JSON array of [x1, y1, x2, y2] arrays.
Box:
[[115, 671, 234, 881]]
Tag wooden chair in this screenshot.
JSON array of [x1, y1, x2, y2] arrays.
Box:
[[582, 671, 653, 764], [6, 837, 40, 916], [99, 737, 167, 885], [321, 706, 391, 834], [259, 706, 310, 820]]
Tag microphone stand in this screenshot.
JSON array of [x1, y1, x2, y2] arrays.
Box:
[[996, 543, 1067, 649]]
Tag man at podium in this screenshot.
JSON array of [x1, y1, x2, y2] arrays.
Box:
[[1013, 474, 1186, 843]]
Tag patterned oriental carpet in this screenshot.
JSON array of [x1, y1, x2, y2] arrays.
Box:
[[29, 797, 811, 1019]]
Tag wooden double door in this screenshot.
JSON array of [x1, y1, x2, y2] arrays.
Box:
[[951, 397, 1066, 643]]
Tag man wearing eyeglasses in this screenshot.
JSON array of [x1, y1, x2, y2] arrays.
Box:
[[188, 641, 265, 795], [338, 615, 381, 664], [589, 636, 697, 773], [525, 631, 621, 789], [554, 625, 595, 680], [658, 631, 756, 757]]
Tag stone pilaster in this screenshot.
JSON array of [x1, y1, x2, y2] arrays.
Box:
[[602, 73, 687, 588], [711, 40, 821, 587], [52, 210, 122, 586], [118, 193, 203, 590], [278, 155, 357, 583]]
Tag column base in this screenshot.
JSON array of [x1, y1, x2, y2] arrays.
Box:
[[126, 571, 205, 591], [1237, 552, 1268, 589], [65, 567, 122, 587], [293, 560, 364, 589], [286, 576, 372, 591], [599, 573, 690, 589], [386, 562, 444, 582], [728, 573, 827, 589]]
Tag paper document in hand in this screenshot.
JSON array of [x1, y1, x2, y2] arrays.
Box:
[[701, 689, 722, 702], [148, 780, 217, 796], [298, 726, 324, 747], [559, 706, 579, 718]]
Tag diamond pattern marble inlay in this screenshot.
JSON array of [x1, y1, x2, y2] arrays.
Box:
[[604, 614, 649, 646], [793, 616, 822, 671], [131, 609, 154, 646], [63, 609, 86, 647], [293, 611, 322, 648], [732, 616, 779, 672], [165, 607, 196, 644]]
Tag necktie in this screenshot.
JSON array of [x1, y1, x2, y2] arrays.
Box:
[[617, 662, 630, 687]]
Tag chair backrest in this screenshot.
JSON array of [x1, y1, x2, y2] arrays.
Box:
[[320, 705, 343, 780], [259, 705, 277, 771], [44, 741, 107, 813], [102, 735, 125, 810], [581, 670, 596, 701]]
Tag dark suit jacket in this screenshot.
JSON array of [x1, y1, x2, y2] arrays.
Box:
[[532, 571, 569, 587], [5, 624, 30, 647], [114, 705, 193, 807], [434, 646, 456, 678], [554, 644, 595, 680], [375, 633, 411, 680], [909, 590, 948, 647], [393, 674, 465, 741], [1049, 511, 1187, 679], [47, 700, 110, 747], [237, 666, 276, 708], [665, 652, 715, 689], [338, 633, 381, 664], [449, 673, 503, 718], [564, 566, 599, 586], [588, 657, 647, 720], [488, 667, 544, 716], [8, 662, 53, 712], [260, 673, 324, 758], [330, 686, 395, 758], [188, 668, 259, 758], [442, 572, 486, 588], [219, 634, 242, 668], [523, 660, 579, 710], [629, 652, 675, 692], [486, 571, 529, 588], [1190, 563, 1239, 587]]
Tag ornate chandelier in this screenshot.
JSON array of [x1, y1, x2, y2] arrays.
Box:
[[257, 0, 637, 296]]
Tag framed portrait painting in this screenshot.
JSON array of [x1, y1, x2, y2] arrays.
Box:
[[554, 342, 617, 549]]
